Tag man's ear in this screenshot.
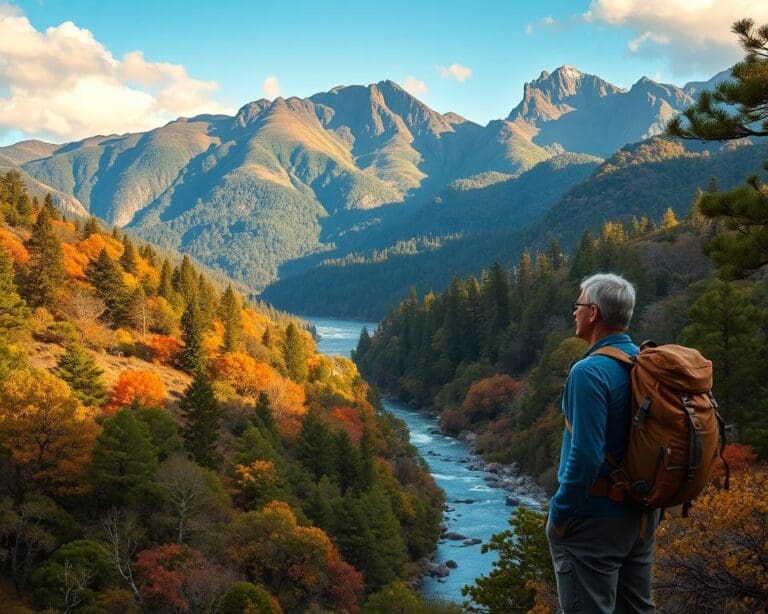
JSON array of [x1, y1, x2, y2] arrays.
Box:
[[589, 306, 600, 324]]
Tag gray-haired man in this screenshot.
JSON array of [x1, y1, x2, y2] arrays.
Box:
[[547, 273, 659, 613]]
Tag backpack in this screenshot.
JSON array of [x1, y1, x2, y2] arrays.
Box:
[[588, 341, 729, 514]]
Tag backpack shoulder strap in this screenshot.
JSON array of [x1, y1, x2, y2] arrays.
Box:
[[591, 346, 635, 366]]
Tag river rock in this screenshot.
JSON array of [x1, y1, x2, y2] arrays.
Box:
[[446, 560, 458, 569], [506, 495, 521, 506], [485, 462, 503, 473], [444, 532, 467, 540], [426, 562, 450, 578], [463, 538, 482, 546], [454, 499, 475, 504], [459, 430, 477, 444]]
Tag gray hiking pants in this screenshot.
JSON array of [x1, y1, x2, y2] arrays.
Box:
[[546, 511, 660, 613]]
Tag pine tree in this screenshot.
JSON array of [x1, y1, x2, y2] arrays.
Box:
[[81, 216, 100, 239], [665, 18, 768, 277], [254, 391, 275, 433], [178, 370, 222, 469], [0, 247, 30, 337], [220, 285, 242, 353], [89, 409, 158, 506], [333, 430, 361, 494], [173, 256, 198, 304], [178, 300, 205, 373], [24, 206, 66, 308], [661, 207, 679, 229], [120, 236, 138, 274], [282, 323, 307, 381], [296, 410, 334, 481], [157, 258, 175, 302], [42, 193, 58, 220], [54, 342, 107, 407], [85, 248, 132, 326], [682, 280, 765, 441]]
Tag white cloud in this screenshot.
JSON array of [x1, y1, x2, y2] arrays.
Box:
[[437, 63, 472, 83], [525, 23, 533, 35], [402, 76, 428, 96], [262, 75, 281, 99], [583, 0, 768, 73], [0, 5, 231, 143], [541, 16, 555, 26]]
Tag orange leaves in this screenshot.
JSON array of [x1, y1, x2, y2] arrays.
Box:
[[213, 352, 275, 397], [328, 406, 364, 444], [0, 229, 29, 264], [145, 335, 181, 365], [75, 234, 123, 262], [135, 543, 200, 611], [234, 461, 279, 490], [106, 369, 167, 414], [61, 242, 89, 278], [213, 352, 306, 438], [0, 369, 99, 495], [715, 444, 759, 478], [462, 374, 523, 421], [226, 500, 362, 612]]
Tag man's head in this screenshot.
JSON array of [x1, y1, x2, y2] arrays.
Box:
[[574, 273, 636, 341]]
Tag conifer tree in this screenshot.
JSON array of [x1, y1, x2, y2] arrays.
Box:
[[197, 274, 217, 327], [283, 322, 307, 381], [220, 285, 242, 353], [173, 255, 198, 304], [178, 300, 205, 372], [89, 409, 158, 506], [255, 391, 275, 433], [333, 430, 361, 494], [85, 248, 132, 327], [178, 370, 222, 469], [661, 207, 679, 229], [54, 342, 107, 407], [358, 429, 376, 491], [120, 236, 138, 274], [42, 193, 58, 219], [81, 216, 100, 239], [157, 258, 175, 302], [296, 410, 334, 481], [0, 247, 30, 337], [666, 18, 768, 277], [24, 206, 66, 308]]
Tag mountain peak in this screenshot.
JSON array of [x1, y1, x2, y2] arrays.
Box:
[[554, 65, 583, 79]]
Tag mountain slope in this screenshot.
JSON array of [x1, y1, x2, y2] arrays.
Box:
[[507, 66, 695, 157]]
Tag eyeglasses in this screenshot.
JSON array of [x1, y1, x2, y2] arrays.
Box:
[[572, 302, 594, 311]]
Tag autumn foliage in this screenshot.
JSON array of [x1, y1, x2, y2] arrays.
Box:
[[106, 369, 167, 414], [0, 369, 99, 496], [654, 468, 768, 612], [145, 335, 182, 365], [462, 374, 523, 422]]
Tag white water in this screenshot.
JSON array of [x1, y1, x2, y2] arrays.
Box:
[[309, 315, 532, 604]]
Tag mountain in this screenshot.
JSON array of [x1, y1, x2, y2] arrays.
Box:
[[2, 67, 733, 309], [507, 65, 695, 157], [10, 80, 552, 290]]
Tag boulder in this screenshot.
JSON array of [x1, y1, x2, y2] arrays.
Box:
[[446, 560, 458, 569], [444, 532, 467, 540], [463, 538, 482, 546]]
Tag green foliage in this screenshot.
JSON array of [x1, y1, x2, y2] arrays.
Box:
[[0, 247, 30, 338], [295, 410, 334, 481], [682, 279, 768, 448], [23, 206, 66, 308], [216, 582, 278, 614], [178, 300, 206, 373], [132, 404, 184, 462], [667, 19, 768, 140], [53, 342, 107, 406], [364, 580, 464, 613], [89, 409, 159, 507], [179, 370, 222, 469], [85, 248, 133, 327], [282, 322, 307, 381], [220, 284, 242, 353], [462, 506, 554, 612]]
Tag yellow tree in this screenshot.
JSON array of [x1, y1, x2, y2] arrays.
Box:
[[0, 369, 99, 501]]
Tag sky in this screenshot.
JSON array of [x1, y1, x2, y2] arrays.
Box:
[[1, 0, 766, 145]]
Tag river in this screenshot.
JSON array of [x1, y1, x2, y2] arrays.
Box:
[[309, 315, 537, 604]]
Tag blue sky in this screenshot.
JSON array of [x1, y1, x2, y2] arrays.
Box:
[[1, 0, 763, 144]]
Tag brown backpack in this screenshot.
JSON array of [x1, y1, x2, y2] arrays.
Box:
[[588, 341, 729, 513]]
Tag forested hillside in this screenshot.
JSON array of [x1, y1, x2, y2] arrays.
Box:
[[265, 137, 766, 319], [0, 171, 448, 613]]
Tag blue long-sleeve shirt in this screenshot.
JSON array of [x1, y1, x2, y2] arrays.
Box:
[[549, 334, 639, 526]]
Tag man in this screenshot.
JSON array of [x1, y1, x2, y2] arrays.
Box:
[[547, 273, 659, 613]]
